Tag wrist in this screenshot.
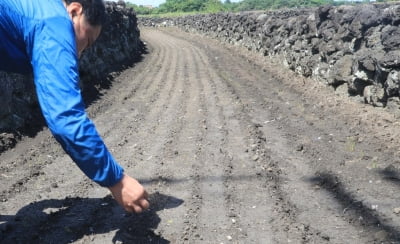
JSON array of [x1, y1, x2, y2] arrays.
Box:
[[108, 173, 125, 190]]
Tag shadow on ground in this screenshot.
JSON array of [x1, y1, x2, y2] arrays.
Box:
[[0, 192, 182, 244], [379, 164, 400, 184], [308, 171, 400, 243]]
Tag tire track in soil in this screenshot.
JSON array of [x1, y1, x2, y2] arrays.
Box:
[[176, 44, 231, 243], [0, 136, 61, 202], [126, 29, 248, 243], [147, 38, 207, 242], [121, 30, 232, 242], [141, 29, 287, 243], [172, 28, 400, 243], [91, 33, 171, 141], [103, 29, 195, 242], [190, 38, 372, 243], [195, 45, 332, 243], [193, 45, 276, 243], [217, 54, 400, 243], [86, 33, 166, 120], [114, 34, 187, 243], [98, 45, 175, 153], [145, 35, 206, 243], [187, 45, 272, 243]]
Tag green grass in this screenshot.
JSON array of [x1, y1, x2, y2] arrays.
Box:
[[137, 10, 226, 18], [345, 136, 356, 152]]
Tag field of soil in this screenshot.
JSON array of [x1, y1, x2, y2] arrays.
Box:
[[2, 27, 400, 243]]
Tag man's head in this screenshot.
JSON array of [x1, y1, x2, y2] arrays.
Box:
[[64, 0, 106, 57]]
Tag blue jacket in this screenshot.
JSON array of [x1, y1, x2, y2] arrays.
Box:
[[0, 0, 124, 187]]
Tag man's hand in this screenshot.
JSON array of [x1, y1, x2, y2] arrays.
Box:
[[108, 174, 149, 213]]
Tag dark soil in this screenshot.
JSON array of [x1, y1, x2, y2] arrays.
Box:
[[2, 27, 400, 243]]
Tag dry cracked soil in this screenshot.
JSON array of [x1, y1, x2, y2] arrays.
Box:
[[2, 27, 400, 243]]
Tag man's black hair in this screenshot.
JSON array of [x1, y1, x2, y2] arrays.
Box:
[[64, 0, 106, 26]]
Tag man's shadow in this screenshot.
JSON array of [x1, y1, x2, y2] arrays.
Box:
[[0, 192, 183, 244]]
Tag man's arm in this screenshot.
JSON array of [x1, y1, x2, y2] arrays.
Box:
[[28, 17, 148, 212]]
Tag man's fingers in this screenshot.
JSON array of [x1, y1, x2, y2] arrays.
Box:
[[108, 174, 150, 213], [143, 190, 149, 200], [124, 205, 143, 214], [124, 205, 134, 213], [139, 198, 150, 210], [122, 198, 149, 214], [132, 204, 143, 213]]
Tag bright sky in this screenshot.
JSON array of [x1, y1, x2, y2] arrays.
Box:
[[124, 0, 242, 7]]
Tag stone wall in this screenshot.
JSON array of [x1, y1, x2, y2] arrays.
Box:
[[0, 1, 142, 152], [140, 3, 400, 110]]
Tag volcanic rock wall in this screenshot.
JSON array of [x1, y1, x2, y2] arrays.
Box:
[[0, 1, 142, 152], [140, 4, 400, 111]]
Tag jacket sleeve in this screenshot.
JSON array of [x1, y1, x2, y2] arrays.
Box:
[[28, 17, 124, 187]]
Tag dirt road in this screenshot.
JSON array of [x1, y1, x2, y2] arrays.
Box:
[[2, 27, 400, 243]]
